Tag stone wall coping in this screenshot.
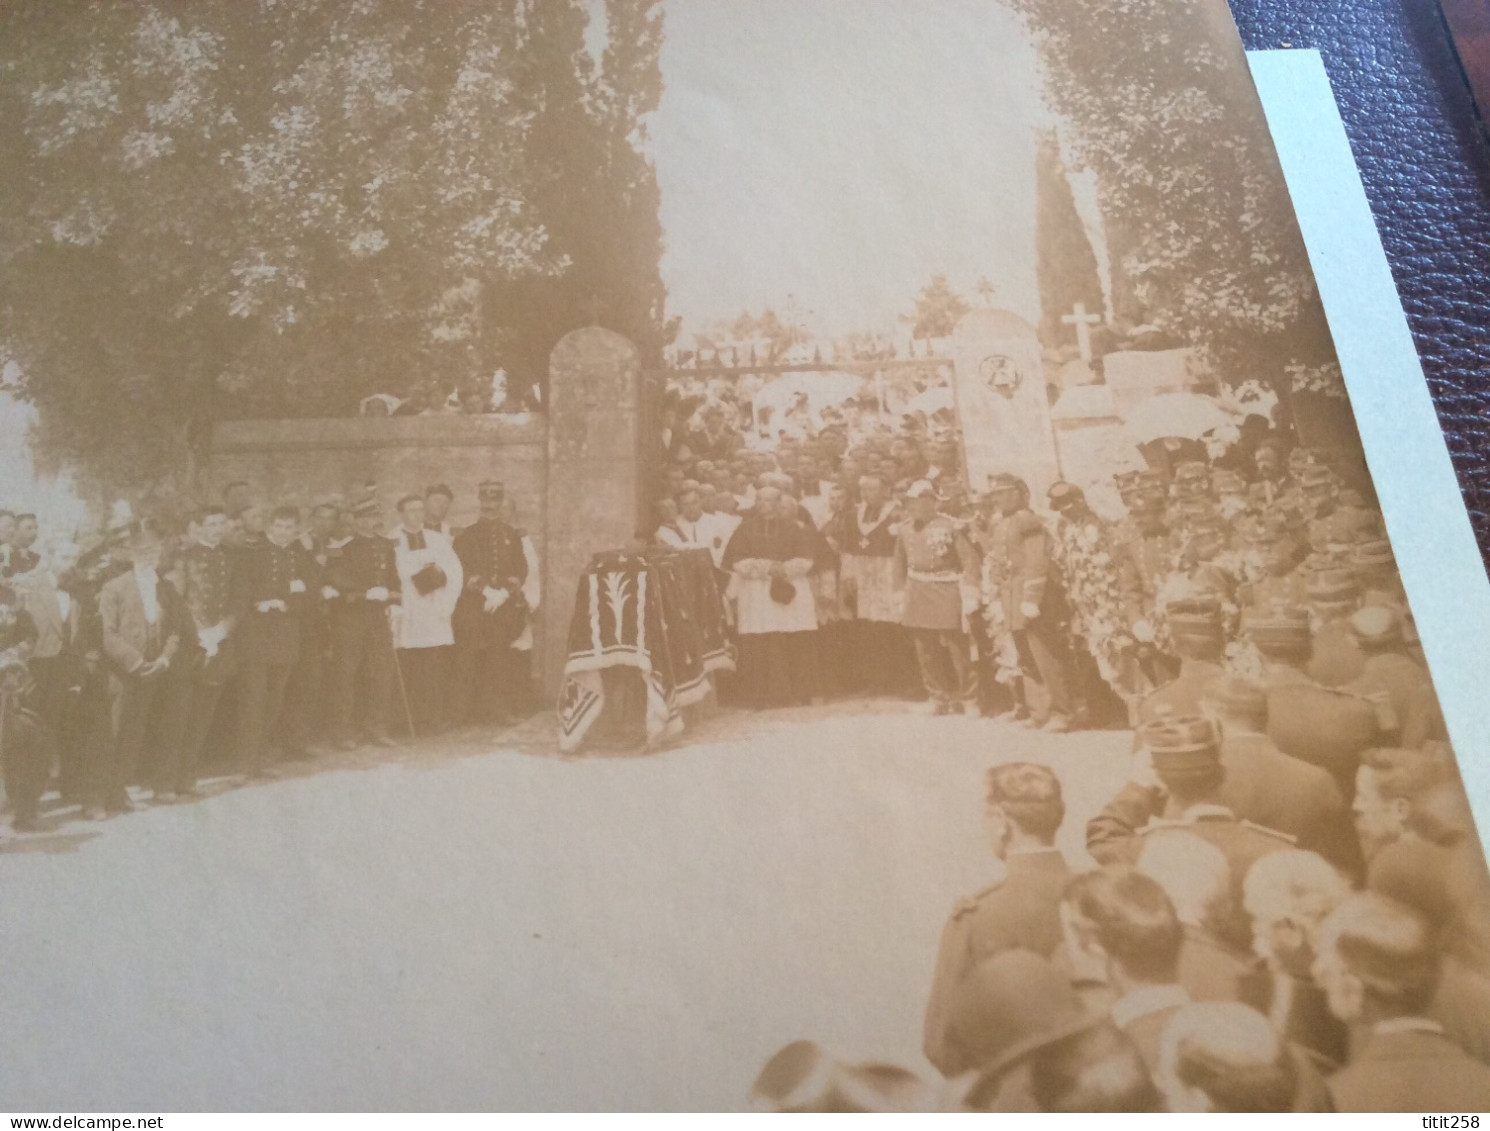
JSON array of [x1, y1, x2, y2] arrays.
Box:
[[213, 413, 547, 452]]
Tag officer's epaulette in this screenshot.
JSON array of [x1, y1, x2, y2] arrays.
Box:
[[1240, 819, 1297, 844], [952, 879, 1004, 918], [1136, 819, 1178, 836]]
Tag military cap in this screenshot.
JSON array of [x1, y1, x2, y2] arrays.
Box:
[[1047, 481, 1084, 511], [944, 951, 1097, 1078], [477, 479, 505, 501], [1307, 563, 1360, 606], [1351, 538, 1396, 571], [350, 498, 381, 519], [1204, 674, 1268, 721], [1166, 596, 1225, 639], [988, 472, 1027, 494], [1243, 602, 1312, 650], [424, 483, 454, 502], [1348, 604, 1403, 647], [1140, 714, 1222, 774]]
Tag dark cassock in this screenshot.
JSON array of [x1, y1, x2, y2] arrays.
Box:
[[324, 502, 400, 747], [721, 495, 821, 708], [164, 534, 242, 794], [452, 482, 530, 725], [234, 533, 305, 776], [276, 534, 332, 756]]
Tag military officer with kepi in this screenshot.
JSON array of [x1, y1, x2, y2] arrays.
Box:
[[894, 479, 980, 715], [1089, 714, 1295, 897], [453, 479, 530, 726], [325, 498, 400, 749]]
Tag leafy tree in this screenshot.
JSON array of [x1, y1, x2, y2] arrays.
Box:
[[485, 0, 674, 391], [1035, 130, 1105, 350], [727, 308, 811, 365], [903, 275, 970, 341], [1002, 0, 1338, 388], [0, 0, 671, 502]]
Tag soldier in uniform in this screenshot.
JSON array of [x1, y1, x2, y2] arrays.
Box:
[[1246, 602, 1382, 794], [1088, 716, 1295, 892], [1345, 606, 1444, 748], [1303, 562, 1365, 688], [452, 480, 530, 727], [234, 505, 308, 777], [894, 479, 979, 715], [1204, 674, 1363, 881], [1134, 597, 1226, 728], [982, 473, 1075, 731], [923, 763, 1071, 1074], [1300, 465, 1380, 557], [324, 498, 400, 749], [159, 505, 241, 797], [1236, 514, 1307, 610]]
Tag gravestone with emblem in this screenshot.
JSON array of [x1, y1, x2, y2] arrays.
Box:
[[950, 308, 1061, 500]]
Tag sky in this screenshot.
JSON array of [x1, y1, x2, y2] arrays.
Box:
[[645, 0, 1047, 343]]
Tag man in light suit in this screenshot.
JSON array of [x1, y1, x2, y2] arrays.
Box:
[[93, 524, 186, 817]]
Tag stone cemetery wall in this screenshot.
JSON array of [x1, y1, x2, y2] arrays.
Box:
[[209, 327, 644, 696], [209, 414, 549, 532]]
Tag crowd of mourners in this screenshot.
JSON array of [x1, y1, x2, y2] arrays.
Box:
[[0, 480, 540, 833], [654, 384, 1490, 1112]]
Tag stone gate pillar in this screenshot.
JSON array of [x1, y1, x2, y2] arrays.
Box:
[[541, 327, 643, 696]]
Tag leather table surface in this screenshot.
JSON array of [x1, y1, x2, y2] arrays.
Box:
[[1230, 0, 1490, 564]]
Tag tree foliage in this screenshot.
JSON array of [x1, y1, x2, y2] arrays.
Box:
[[0, 0, 670, 502], [903, 275, 970, 342], [1003, 0, 1337, 385]]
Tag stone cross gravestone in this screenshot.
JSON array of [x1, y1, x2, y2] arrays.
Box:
[[950, 308, 1062, 501], [542, 327, 643, 695]]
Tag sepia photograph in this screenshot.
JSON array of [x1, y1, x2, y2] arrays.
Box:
[[0, 0, 1488, 1114]]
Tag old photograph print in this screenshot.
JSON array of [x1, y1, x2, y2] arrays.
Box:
[[1, 0, 1487, 1113]]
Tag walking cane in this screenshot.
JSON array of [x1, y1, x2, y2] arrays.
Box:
[[387, 604, 417, 744]]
